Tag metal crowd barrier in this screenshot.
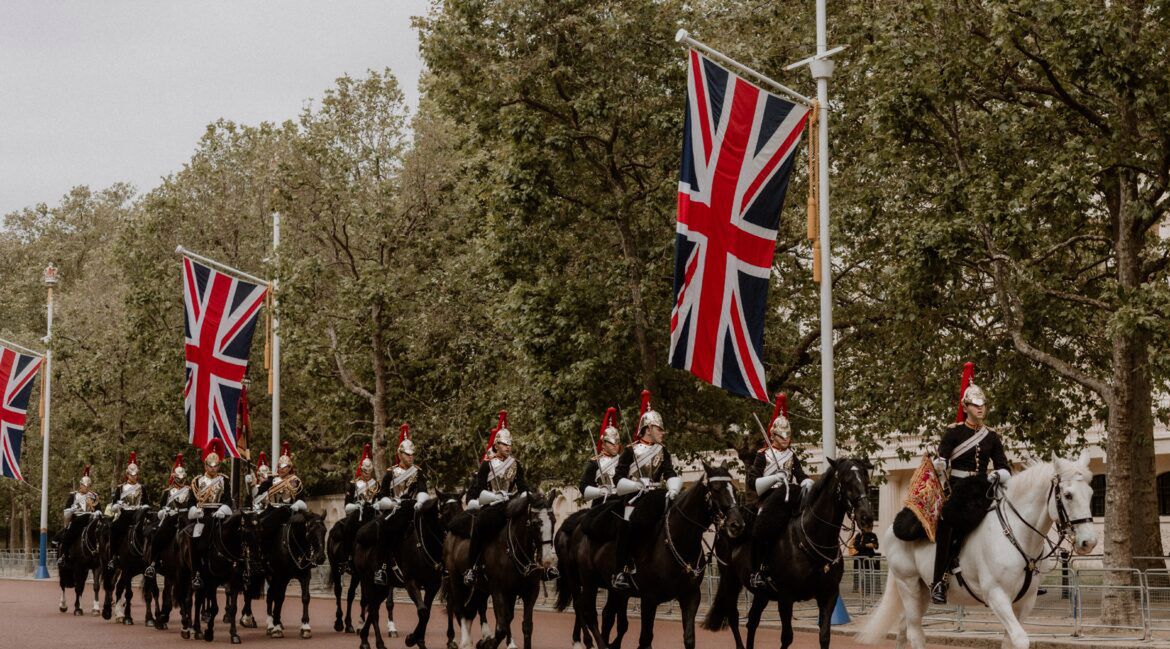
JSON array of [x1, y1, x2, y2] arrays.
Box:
[[0, 549, 57, 577]]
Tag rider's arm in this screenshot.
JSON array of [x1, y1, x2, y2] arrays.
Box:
[[579, 460, 598, 494], [614, 447, 634, 480], [222, 477, 232, 504], [660, 449, 677, 480], [746, 452, 765, 491], [514, 464, 530, 494], [344, 481, 357, 504], [110, 486, 122, 506], [791, 455, 810, 484], [937, 425, 960, 463], [62, 492, 75, 511], [414, 470, 429, 496], [989, 434, 1012, 474]]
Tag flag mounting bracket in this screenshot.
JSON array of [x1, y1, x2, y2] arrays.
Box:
[[674, 29, 813, 108], [784, 46, 848, 72]]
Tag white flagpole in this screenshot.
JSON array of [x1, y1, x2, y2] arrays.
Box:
[[270, 213, 281, 464], [36, 264, 58, 579], [812, 0, 837, 465], [675, 30, 813, 107]]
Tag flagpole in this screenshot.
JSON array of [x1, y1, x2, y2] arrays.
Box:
[[675, 30, 813, 107], [175, 246, 270, 286], [812, 0, 837, 465], [270, 213, 281, 464], [36, 263, 58, 580]]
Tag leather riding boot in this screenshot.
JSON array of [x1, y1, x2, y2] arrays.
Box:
[[930, 520, 953, 604]]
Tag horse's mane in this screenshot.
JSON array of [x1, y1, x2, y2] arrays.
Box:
[[1003, 455, 1091, 501]]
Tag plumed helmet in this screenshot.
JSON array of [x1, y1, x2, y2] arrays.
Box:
[[79, 464, 92, 487], [955, 361, 975, 422], [256, 451, 270, 473], [768, 393, 791, 441], [277, 441, 293, 469], [637, 390, 663, 435], [356, 444, 372, 477], [169, 453, 186, 486], [494, 411, 513, 447], [962, 384, 987, 407], [203, 438, 226, 468], [597, 407, 620, 451], [397, 424, 415, 457], [126, 451, 139, 477]]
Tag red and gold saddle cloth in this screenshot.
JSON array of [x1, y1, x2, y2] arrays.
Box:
[[904, 455, 944, 542]]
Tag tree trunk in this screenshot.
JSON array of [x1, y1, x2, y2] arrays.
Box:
[[7, 501, 16, 551], [369, 302, 389, 474], [1101, 172, 1164, 625], [615, 217, 658, 392], [22, 506, 32, 555]]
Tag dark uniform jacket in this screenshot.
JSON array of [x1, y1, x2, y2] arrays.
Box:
[[938, 422, 1011, 475], [614, 441, 676, 485], [746, 447, 810, 493], [467, 457, 529, 499], [380, 465, 429, 500], [579, 454, 621, 508]]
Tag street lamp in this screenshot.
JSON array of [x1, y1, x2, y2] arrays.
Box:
[[35, 263, 57, 579]]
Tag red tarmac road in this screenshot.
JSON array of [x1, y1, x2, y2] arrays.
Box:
[[1, 578, 931, 648]]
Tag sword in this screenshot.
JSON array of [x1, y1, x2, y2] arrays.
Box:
[[618, 406, 645, 481]]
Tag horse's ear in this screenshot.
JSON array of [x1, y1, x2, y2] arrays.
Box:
[[826, 457, 839, 470], [1077, 449, 1091, 468], [701, 460, 713, 473]]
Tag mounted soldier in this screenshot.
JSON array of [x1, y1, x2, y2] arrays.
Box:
[[109, 452, 147, 559], [188, 438, 233, 589], [462, 410, 529, 585], [929, 362, 1013, 604], [146, 452, 190, 578], [367, 423, 431, 585], [746, 394, 813, 589], [57, 464, 102, 567], [255, 441, 308, 537], [610, 390, 680, 591], [579, 406, 622, 507], [244, 451, 270, 510], [338, 443, 378, 573]]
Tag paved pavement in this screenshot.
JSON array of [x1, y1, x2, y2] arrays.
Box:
[[1, 577, 939, 648]]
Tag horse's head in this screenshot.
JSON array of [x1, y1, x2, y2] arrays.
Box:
[[526, 491, 558, 571], [437, 491, 464, 524], [701, 461, 745, 537], [826, 457, 874, 528], [1051, 450, 1097, 555], [304, 511, 328, 565]]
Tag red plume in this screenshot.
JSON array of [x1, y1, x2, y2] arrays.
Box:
[[596, 406, 617, 452], [203, 438, 226, 461], [355, 443, 371, 477], [766, 393, 787, 444], [168, 453, 183, 487], [128, 451, 137, 466], [497, 410, 508, 431], [483, 415, 502, 462], [257, 451, 268, 467], [82, 464, 91, 478], [281, 441, 291, 458], [399, 424, 410, 445], [956, 362, 975, 423], [639, 390, 651, 420]]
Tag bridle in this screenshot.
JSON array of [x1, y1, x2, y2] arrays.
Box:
[[414, 500, 450, 571], [505, 500, 554, 577], [284, 517, 324, 571], [665, 474, 737, 578], [798, 464, 872, 573]]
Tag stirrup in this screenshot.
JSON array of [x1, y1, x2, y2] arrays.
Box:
[[374, 565, 387, 586], [749, 569, 774, 590], [611, 569, 634, 591], [107, 559, 116, 571], [462, 567, 479, 585], [930, 580, 948, 605], [191, 575, 203, 590], [144, 564, 156, 578]]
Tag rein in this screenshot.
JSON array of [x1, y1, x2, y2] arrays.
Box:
[[957, 474, 1088, 606], [504, 504, 553, 577], [664, 476, 734, 578], [283, 521, 321, 571], [414, 507, 446, 571], [795, 467, 869, 574]]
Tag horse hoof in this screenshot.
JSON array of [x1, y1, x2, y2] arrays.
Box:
[[360, 644, 371, 649], [240, 614, 256, 628], [124, 618, 134, 626], [272, 628, 284, 639], [59, 605, 67, 613], [204, 630, 214, 642], [390, 630, 399, 638], [345, 625, 356, 634], [74, 609, 84, 616], [181, 629, 191, 639], [301, 629, 312, 639], [447, 642, 458, 649], [223, 613, 231, 623], [231, 636, 242, 645], [157, 622, 169, 630], [334, 620, 344, 633], [194, 629, 203, 640], [405, 633, 417, 647]]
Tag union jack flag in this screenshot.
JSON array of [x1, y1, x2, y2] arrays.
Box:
[[0, 346, 43, 481], [670, 50, 810, 401], [183, 257, 267, 458]]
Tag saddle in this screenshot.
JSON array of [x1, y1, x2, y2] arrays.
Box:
[[894, 474, 995, 544], [582, 498, 624, 542], [447, 509, 478, 539]]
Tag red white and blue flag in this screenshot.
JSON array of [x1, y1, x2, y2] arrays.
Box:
[[670, 50, 810, 401], [183, 257, 267, 458], [0, 346, 43, 481]]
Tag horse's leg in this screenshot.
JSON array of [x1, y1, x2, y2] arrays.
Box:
[[727, 592, 745, 649], [121, 571, 134, 624], [612, 594, 630, 649], [636, 600, 658, 649], [679, 588, 702, 649], [893, 578, 928, 649], [227, 581, 241, 645], [94, 567, 106, 617], [778, 600, 795, 649], [575, 586, 605, 649], [522, 583, 537, 649], [273, 578, 289, 638], [204, 585, 219, 643], [387, 587, 399, 638], [372, 596, 388, 649], [158, 574, 172, 630], [346, 573, 359, 633], [73, 569, 84, 615], [333, 565, 345, 632], [299, 571, 314, 638], [985, 587, 1030, 649], [404, 581, 428, 647], [815, 591, 837, 649], [743, 593, 768, 649]]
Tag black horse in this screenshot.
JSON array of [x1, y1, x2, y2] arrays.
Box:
[[354, 493, 455, 649], [260, 509, 326, 638], [571, 462, 744, 649], [326, 515, 364, 633], [704, 457, 874, 649], [145, 510, 191, 631], [109, 506, 161, 626], [554, 508, 620, 649], [177, 511, 256, 643], [57, 513, 111, 618], [444, 492, 557, 649]]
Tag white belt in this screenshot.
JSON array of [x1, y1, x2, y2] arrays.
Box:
[[950, 469, 977, 478]]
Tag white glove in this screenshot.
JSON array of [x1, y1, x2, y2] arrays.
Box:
[[214, 504, 232, 519], [63, 508, 74, 522], [666, 476, 683, 499], [615, 478, 644, 496], [800, 478, 814, 497], [581, 486, 611, 501], [244, 474, 254, 485], [933, 457, 948, 475], [187, 506, 203, 521], [478, 490, 503, 507], [344, 502, 360, 514], [466, 499, 481, 511], [754, 473, 785, 497], [414, 492, 432, 510], [157, 509, 168, 522], [291, 500, 307, 513], [374, 497, 396, 512], [991, 469, 1011, 485]]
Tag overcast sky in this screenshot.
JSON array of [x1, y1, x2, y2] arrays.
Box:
[[0, 0, 429, 216]]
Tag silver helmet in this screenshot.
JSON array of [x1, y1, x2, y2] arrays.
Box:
[[276, 442, 293, 470], [494, 427, 513, 447], [601, 424, 620, 446], [398, 438, 416, 456], [770, 415, 791, 441], [962, 384, 987, 407], [126, 451, 139, 477], [79, 464, 92, 488]]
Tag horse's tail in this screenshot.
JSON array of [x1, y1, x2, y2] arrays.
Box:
[[856, 575, 903, 644], [701, 560, 743, 631]]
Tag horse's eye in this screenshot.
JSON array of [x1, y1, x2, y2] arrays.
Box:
[[1063, 492, 1072, 500]]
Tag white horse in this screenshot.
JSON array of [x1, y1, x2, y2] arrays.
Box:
[[859, 451, 1098, 649]]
